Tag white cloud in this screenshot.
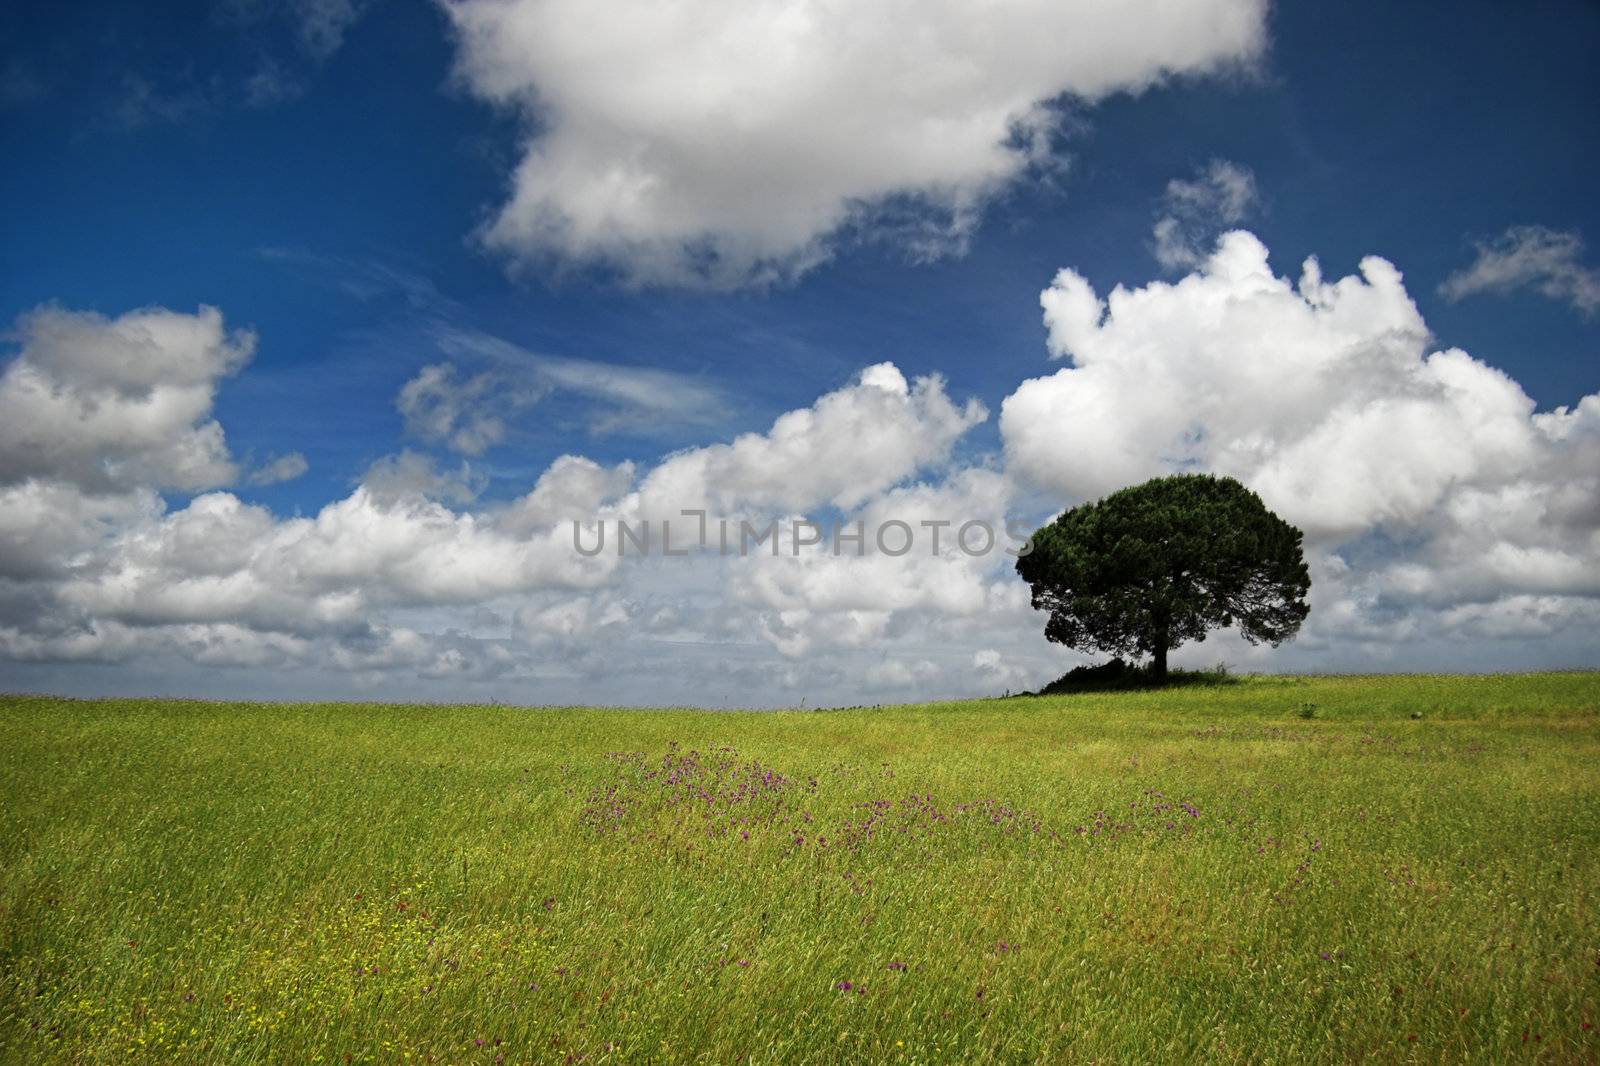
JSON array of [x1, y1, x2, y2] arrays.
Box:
[[498, 454, 636, 536], [973, 647, 1031, 692], [248, 452, 309, 486], [0, 305, 252, 493], [1440, 225, 1600, 315], [1151, 159, 1259, 270], [432, 327, 727, 434], [0, 481, 162, 581], [441, 0, 1267, 287], [719, 466, 1031, 661], [1010, 232, 1498, 537], [397, 363, 526, 455], [396, 331, 733, 456], [1002, 229, 1600, 658], [360, 450, 485, 506], [635, 363, 985, 517]]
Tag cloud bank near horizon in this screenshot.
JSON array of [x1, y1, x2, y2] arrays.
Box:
[[2, 231, 1596, 705]]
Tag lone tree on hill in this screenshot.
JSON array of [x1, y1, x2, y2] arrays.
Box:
[[1016, 473, 1310, 681]]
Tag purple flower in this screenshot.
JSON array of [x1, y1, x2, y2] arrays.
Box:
[[836, 980, 854, 992], [887, 961, 907, 972]]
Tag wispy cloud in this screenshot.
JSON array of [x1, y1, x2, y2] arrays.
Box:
[[1440, 225, 1600, 316], [259, 247, 731, 440], [110, 73, 216, 130], [242, 58, 306, 107], [431, 327, 727, 435], [0, 61, 45, 108], [247, 452, 310, 486], [256, 248, 457, 312], [215, 0, 374, 62], [396, 363, 534, 456], [1151, 159, 1260, 271]]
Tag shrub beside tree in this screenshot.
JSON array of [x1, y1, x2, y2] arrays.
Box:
[[1016, 473, 1311, 681]]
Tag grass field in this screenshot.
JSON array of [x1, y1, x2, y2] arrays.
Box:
[[2, 674, 1598, 1064]]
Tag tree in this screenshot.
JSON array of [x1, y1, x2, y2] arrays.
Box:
[[1016, 474, 1310, 681]]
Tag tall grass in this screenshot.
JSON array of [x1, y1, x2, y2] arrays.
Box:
[[2, 673, 1597, 1063]]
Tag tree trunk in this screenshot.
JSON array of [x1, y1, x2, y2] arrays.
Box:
[[1152, 639, 1168, 682]]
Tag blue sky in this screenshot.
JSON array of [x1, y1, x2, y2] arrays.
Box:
[[1, 0, 1596, 704]]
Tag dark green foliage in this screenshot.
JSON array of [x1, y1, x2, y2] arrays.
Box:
[[1030, 659, 1238, 695], [1017, 474, 1310, 679], [1037, 658, 1141, 692]]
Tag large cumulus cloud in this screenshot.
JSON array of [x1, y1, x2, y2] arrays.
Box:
[[0, 305, 252, 493], [442, 0, 1267, 287], [1002, 231, 1600, 662], [633, 363, 985, 518]]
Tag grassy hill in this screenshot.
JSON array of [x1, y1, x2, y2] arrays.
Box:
[[2, 674, 1598, 1063]]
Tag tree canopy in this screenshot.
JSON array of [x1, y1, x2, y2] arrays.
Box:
[[1016, 474, 1311, 679]]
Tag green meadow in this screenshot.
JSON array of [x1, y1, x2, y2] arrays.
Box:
[[2, 674, 1598, 1064]]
